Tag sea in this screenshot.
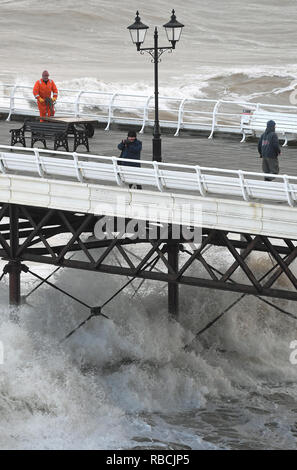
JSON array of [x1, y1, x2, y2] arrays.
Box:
[[0, 0, 297, 450]]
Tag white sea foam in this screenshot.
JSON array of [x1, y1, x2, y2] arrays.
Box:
[[1, 247, 297, 449], [2, 64, 297, 115]]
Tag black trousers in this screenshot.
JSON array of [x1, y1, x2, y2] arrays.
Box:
[[262, 157, 279, 181]]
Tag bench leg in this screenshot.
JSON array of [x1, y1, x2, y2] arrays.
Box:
[[10, 130, 16, 146], [282, 135, 288, 147], [73, 132, 89, 152], [10, 130, 26, 147], [10, 130, 18, 146], [55, 135, 69, 152], [85, 123, 95, 138], [31, 135, 46, 149]]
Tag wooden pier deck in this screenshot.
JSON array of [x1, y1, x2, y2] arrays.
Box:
[[2, 118, 297, 176]]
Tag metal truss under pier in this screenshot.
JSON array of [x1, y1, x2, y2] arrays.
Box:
[[1, 203, 297, 316]]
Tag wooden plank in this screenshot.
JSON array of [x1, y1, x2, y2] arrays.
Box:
[[43, 116, 97, 124]]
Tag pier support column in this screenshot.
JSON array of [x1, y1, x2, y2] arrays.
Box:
[[8, 261, 21, 306], [167, 242, 179, 317], [8, 204, 21, 307]]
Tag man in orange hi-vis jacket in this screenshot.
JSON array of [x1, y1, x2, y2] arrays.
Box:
[[33, 70, 58, 121]]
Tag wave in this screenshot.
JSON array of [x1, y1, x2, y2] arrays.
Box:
[[1, 246, 297, 449], [5, 63, 297, 103]]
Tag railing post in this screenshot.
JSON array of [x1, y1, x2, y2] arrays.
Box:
[[140, 94, 153, 134], [0, 152, 7, 174], [152, 161, 164, 192], [283, 175, 294, 207], [6, 85, 17, 122], [105, 93, 118, 131], [195, 166, 206, 197], [238, 170, 250, 202], [75, 91, 84, 117], [72, 152, 84, 182], [33, 148, 45, 178], [208, 100, 221, 139], [112, 157, 125, 187], [174, 98, 186, 137], [282, 132, 288, 147]]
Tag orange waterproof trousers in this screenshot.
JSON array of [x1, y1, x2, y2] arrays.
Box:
[[37, 101, 55, 118]]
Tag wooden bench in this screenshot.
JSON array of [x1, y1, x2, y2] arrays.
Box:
[[241, 110, 297, 146], [30, 122, 71, 151], [10, 120, 89, 152]]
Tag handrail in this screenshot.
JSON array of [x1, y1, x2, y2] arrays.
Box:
[[2, 84, 297, 144], [0, 145, 296, 207]]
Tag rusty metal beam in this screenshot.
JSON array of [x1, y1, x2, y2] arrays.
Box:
[[1, 203, 297, 305], [220, 235, 262, 283], [17, 252, 297, 301]]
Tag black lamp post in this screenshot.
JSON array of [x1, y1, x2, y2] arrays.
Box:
[[128, 10, 184, 162]]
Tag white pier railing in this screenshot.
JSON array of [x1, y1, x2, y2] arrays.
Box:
[[1, 84, 297, 140], [0, 145, 297, 207]]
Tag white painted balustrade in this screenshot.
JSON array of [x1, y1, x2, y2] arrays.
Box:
[[1, 84, 297, 141], [0, 145, 296, 207]]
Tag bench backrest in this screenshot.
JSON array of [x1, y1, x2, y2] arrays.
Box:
[[22, 120, 36, 132], [248, 110, 297, 133], [28, 121, 70, 134]]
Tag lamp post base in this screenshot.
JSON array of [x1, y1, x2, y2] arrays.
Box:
[[152, 137, 162, 162]]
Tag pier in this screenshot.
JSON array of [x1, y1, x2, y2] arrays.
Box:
[[0, 117, 297, 322]]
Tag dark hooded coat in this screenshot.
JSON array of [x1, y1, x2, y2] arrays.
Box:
[[258, 120, 281, 159], [117, 139, 142, 167]]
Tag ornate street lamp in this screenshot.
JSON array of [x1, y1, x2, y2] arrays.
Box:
[[127, 10, 149, 49], [128, 10, 184, 162]]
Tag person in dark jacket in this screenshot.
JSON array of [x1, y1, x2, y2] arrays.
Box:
[[118, 130, 142, 189], [258, 120, 281, 181]]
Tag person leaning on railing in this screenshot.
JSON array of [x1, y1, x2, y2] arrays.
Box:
[[258, 120, 281, 181], [118, 130, 142, 189]]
